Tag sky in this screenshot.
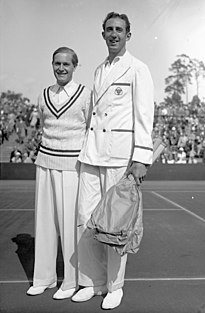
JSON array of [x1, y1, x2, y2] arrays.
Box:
[[1, 0, 205, 105]]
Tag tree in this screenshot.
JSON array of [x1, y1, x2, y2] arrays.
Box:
[[165, 55, 205, 106], [191, 95, 200, 107], [0, 90, 23, 102], [190, 58, 205, 97], [164, 91, 183, 108], [164, 54, 192, 105]]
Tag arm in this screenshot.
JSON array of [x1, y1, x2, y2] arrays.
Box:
[[126, 161, 148, 185], [37, 92, 44, 133], [83, 89, 93, 129], [127, 62, 154, 183]]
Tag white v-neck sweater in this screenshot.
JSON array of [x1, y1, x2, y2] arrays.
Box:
[[35, 82, 91, 171]]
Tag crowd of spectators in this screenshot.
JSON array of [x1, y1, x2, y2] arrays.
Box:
[[1, 91, 205, 164], [0, 93, 41, 163], [153, 100, 205, 164]]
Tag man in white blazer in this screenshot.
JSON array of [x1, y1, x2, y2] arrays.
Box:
[[72, 12, 154, 309]]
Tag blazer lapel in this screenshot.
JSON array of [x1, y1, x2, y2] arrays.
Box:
[[94, 52, 132, 104]]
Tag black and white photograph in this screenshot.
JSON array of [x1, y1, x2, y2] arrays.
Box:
[[0, 1, 205, 312]]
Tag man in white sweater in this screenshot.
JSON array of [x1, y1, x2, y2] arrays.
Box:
[[27, 47, 91, 299], [72, 12, 154, 309]]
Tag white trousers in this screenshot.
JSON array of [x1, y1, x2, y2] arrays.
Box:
[[33, 166, 79, 290], [77, 163, 128, 292]]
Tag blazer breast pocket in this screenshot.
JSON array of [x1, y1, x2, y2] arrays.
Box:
[[111, 82, 131, 101]]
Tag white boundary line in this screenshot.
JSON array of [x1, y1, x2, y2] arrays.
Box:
[[0, 280, 32, 283], [143, 190, 205, 192], [1, 277, 205, 283], [0, 209, 34, 211], [157, 190, 205, 193], [152, 191, 205, 223], [125, 277, 205, 281], [144, 208, 181, 211]]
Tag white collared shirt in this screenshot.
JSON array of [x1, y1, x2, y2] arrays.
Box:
[[53, 80, 76, 105], [100, 56, 121, 85]]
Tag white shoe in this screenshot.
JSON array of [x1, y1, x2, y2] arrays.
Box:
[[53, 287, 76, 300], [27, 282, 57, 295], [102, 288, 123, 310], [72, 286, 107, 302]]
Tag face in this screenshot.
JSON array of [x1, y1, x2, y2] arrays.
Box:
[[52, 52, 75, 86], [102, 17, 131, 56]]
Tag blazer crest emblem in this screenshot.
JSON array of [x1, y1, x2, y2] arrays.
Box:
[[114, 87, 123, 95]]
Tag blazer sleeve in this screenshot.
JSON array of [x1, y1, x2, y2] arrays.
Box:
[[131, 62, 154, 165]]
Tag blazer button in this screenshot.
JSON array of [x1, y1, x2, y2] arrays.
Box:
[[105, 113, 107, 116], [103, 129, 106, 132], [93, 112, 96, 115], [90, 127, 93, 131]]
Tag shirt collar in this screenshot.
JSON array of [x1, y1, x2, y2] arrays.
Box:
[[54, 80, 76, 97], [104, 51, 128, 67]]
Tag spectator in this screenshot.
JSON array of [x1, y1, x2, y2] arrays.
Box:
[[188, 147, 197, 164], [15, 116, 27, 144], [22, 151, 33, 163], [29, 107, 39, 129], [10, 146, 22, 162], [177, 132, 188, 149], [10, 150, 22, 163], [176, 147, 187, 164]]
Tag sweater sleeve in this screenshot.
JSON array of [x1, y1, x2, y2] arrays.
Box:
[[37, 91, 44, 130], [82, 88, 93, 129]]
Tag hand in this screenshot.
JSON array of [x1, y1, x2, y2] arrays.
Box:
[[125, 161, 147, 185]]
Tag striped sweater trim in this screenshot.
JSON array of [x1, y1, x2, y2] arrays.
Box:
[[39, 144, 81, 157], [43, 84, 85, 119], [134, 145, 153, 152]]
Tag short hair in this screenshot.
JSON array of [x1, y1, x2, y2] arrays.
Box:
[[102, 12, 131, 33], [52, 47, 78, 67]]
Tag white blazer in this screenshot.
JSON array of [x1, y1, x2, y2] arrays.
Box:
[[79, 51, 154, 167]]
